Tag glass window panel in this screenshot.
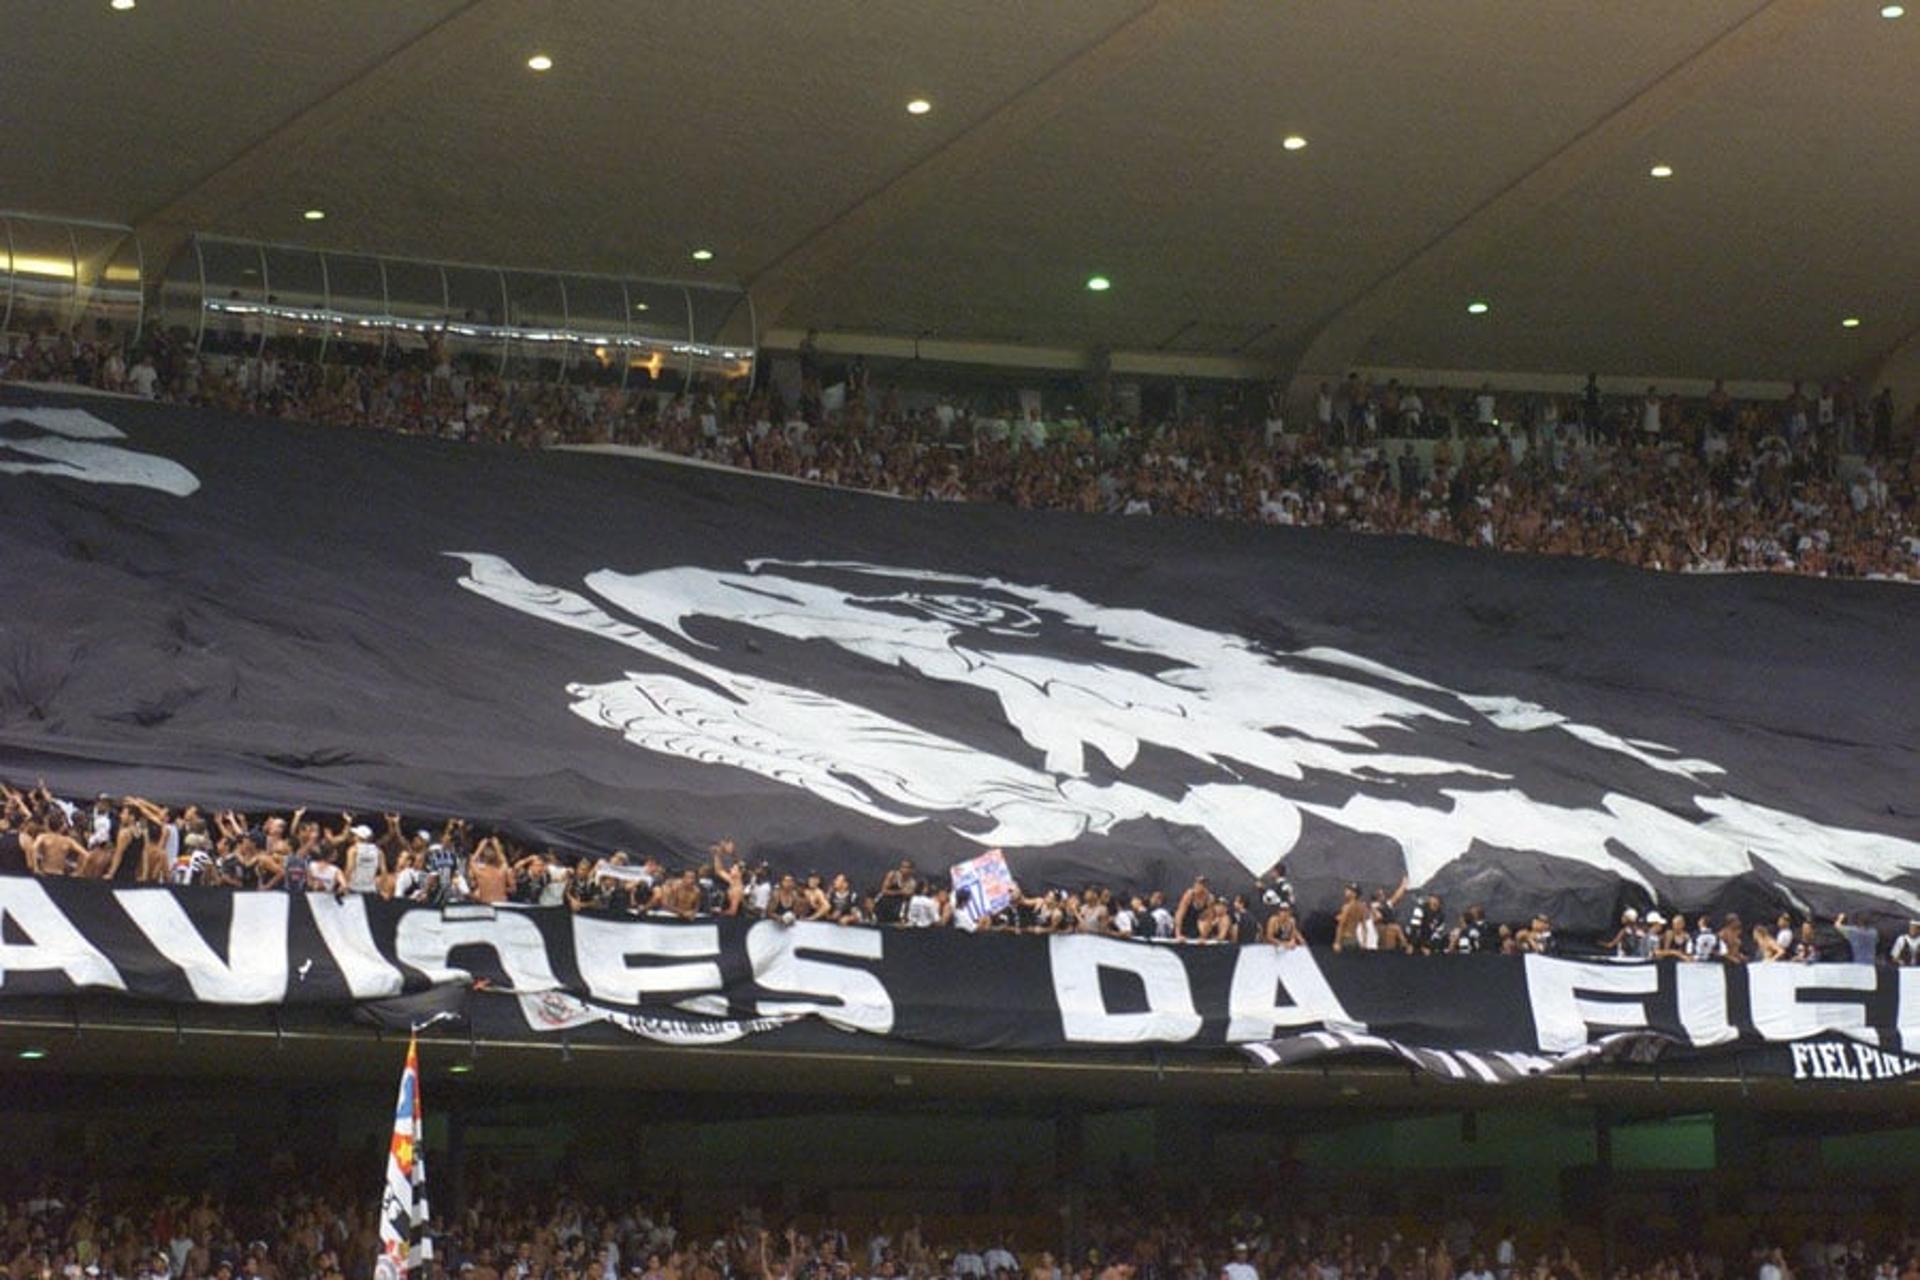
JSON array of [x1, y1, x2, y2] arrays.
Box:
[[259, 245, 328, 362], [72, 226, 142, 352], [622, 281, 690, 393], [195, 238, 267, 358], [380, 259, 447, 370], [442, 264, 507, 377], [157, 235, 206, 351], [503, 271, 569, 382], [5, 217, 79, 338], [562, 275, 628, 388], [319, 253, 386, 366], [687, 284, 755, 387]]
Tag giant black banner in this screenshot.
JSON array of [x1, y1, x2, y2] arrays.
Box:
[[2, 389, 1919, 931], [3, 880, 1920, 1082]]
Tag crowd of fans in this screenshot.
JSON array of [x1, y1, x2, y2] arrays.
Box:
[[6, 781, 1918, 965], [4, 325, 1918, 582], [3, 1175, 1917, 1280]]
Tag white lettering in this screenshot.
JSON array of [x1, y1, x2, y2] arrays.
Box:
[[1675, 962, 1736, 1046], [1746, 963, 1877, 1042], [747, 921, 893, 1034], [306, 894, 405, 997], [1898, 967, 1920, 1056], [574, 917, 722, 1004], [1048, 935, 1202, 1044], [1524, 955, 1658, 1053], [1790, 1042, 1816, 1078], [114, 889, 288, 1003], [1226, 946, 1363, 1041], [0, 881, 126, 992], [394, 910, 560, 991]]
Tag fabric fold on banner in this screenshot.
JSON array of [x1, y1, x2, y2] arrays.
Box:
[[1240, 1027, 1678, 1083]]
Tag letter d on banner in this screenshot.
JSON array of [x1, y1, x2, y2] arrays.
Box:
[[1049, 936, 1201, 1044]]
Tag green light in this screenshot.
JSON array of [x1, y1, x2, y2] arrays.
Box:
[[449, 1061, 473, 1075], [17, 1048, 47, 1060], [1466, 300, 1490, 315], [1086, 275, 1111, 292]]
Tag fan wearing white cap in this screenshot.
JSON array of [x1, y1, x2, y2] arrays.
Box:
[[1603, 908, 1646, 959], [346, 820, 386, 895], [1222, 1243, 1259, 1280]]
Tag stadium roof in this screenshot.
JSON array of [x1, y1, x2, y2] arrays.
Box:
[[6, 0, 1917, 381]]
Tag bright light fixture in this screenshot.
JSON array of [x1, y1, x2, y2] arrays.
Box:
[[1466, 300, 1490, 315], [1881, 4, 1904, 17], [906, 98, 932, 115], [1842, 316, 1862, 328], [110, 0, 136, 10], [1649, 164, 1674, 178], [1282, 134, 1308, 151], [527, 53, 553, 71], [17, 1048, 47, 1060], [634, 302, 649, 312], [1086, 275, 1112, 292], [303, 208, 326, 221], [690, 249, 714, 261], [449, 1061, 474, 1075]]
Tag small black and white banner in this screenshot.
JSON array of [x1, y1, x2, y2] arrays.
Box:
[[515, 990, 798, 1045], [1240, 1027, 1674, 1083]]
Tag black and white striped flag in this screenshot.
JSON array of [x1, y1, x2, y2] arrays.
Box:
[[1241, 1027, 1672, 1083], [374, 1037, 431, 1280]]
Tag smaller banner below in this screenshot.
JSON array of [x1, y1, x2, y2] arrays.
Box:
[[1241, 1027, 1675, 1084], [516, 991, 800, 1045]]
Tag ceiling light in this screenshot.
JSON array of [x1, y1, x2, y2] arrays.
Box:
[[449, 1061, 473, 1075], [1842, 316, 1862, 328], [1466, 300, 1490, 315], [906, 98, 932, 116], [110, 0, 136, 9], [16, 1048, 47, 1060], [303, 209, 326, 221], [1086, 275, 1112, 292], [690, 249, 714, 261], [1648, 164, 1674, 178], [527, 54, 553, 71], [1282, 134, 1308, 151], [1881, 4, 1904, 17], [634, 302, 649, 312]]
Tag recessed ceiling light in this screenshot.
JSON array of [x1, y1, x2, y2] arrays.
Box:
[[1648, 164, 1674, 179], [303, 208, 326, 221], [1466, 300, 1490, 315], [1881, 4, 1904, 17], [906, 98, 932, 116], [1282, 134, 1308, 151], [16, 1048, 47, 1060], [110, 0, 135, 10], [1841, 316, 1862, 328], [690, 249, 714, 262], [1086, 275, 1112, 292], [527, 54, 553, 71]]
